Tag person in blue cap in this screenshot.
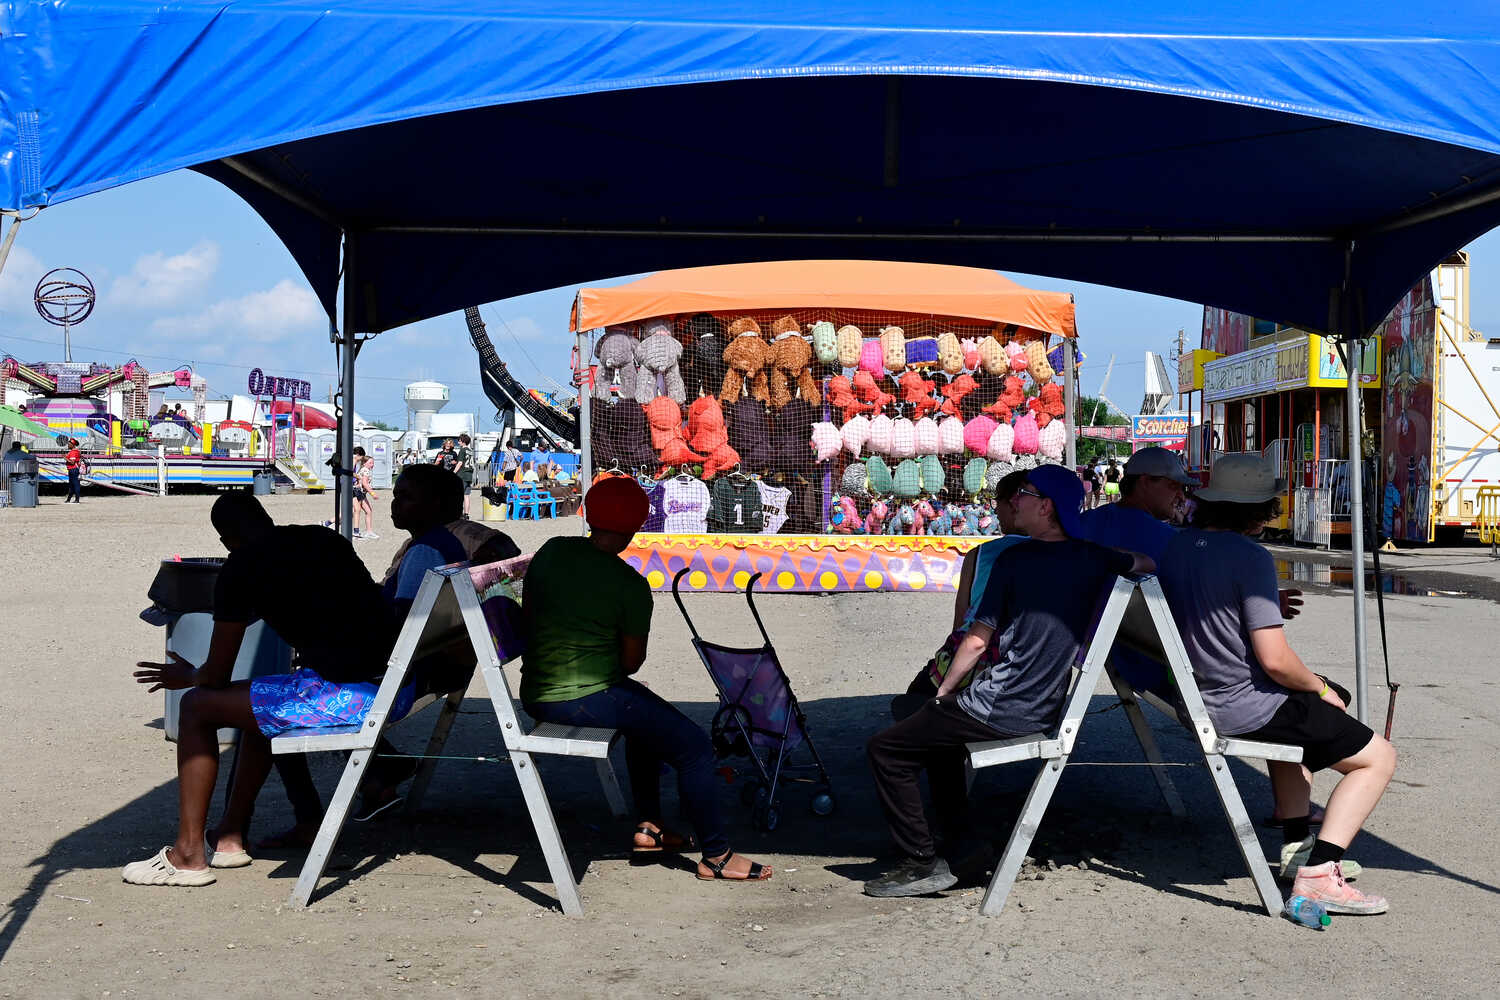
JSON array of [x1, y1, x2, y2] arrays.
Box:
[[863, 464, 1153, 897]]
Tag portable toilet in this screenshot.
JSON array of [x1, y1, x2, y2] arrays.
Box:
[[366, 431, 397, 488], [308, 430, 337, 488]]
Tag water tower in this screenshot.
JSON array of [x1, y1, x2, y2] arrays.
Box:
[[404, 380, 449, 441]]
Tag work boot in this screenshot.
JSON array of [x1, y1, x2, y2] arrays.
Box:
[[863, 857, 957, 898], [1291, 861, 1388, 915]]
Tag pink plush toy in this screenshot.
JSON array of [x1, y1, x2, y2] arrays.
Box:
[[912, 416, 940, 455], [864, 498, 890, 536], [841, 414, 871, 456], [810, 421, 841, 462], [890, 417, 916, 459], [963, 415, 998, 455], [1013, 412, 1040, 454], [914, 498, 937, 535], [960, 337, 981, 371], [831, 494, 862, 534], [867, 413, 894, 455], [859, 339, 885, 376], [1038, 418, 1067, 459], [1004, 340, 1028, 372], [937, 415, 965, 454], [986, 422, 1015, 463]]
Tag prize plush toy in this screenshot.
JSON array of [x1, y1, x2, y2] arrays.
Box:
[[592, 326, 639, 401], [1001, 375, 1027, 411], [982, 396, 1013, 423], [866, 456, 894, 495], [978, 337, 1007, 375], [1038, 418, 1067, 460], [936, 332, 965, 375], [769, 328, 822, 408], [1030, 382, 1066, 426], [858, 339, 885, 376], [880, 326, 907, 373], [919, 453, 946, 494], [890, 416, 917, 459], [720, 320, 771, 404], [1004, 340, 1029, 373], [634, 322, 687, 404], [686, 395, 741, 479], [811, 321, 839, 365], [963, 414, 998, 456], [864, 498, 890, 536], [905, 337, 939, 369], [1013, 412, 1040, 454], [987, 422, 1015, 463], [960, 337, 981, 371], [912, 416, 940, 455], [893, 459, 922, 498], [830, 495, 863, 534], [937, 415, 965, 454], [897, 370, 939, 419], [841, 413, 871, 456], [867, 414, 895, 455], [840, 461, 870, 500], [837, 325, 864, 367], [810, 421, 842, 462], [939, 373, 977, 417], [852, 369, 896, 412], [687, 313, 727, 399], [645, 396, 704, 470], [826, 374, 871, 423], [1025, 339, 1055, 382], [985, 460, 1015, 494]]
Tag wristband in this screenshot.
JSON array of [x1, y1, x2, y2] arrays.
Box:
[[1318, 683, 1330, 698]]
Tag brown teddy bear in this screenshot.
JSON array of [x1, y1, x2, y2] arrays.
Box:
[[720, 317, 771, 404], [769, 329, 822, 408]]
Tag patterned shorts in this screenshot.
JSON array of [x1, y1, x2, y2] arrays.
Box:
[[250, 669, 416, 737]]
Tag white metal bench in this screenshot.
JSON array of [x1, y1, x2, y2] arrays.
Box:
[[966, 574, 1301, 918], [271, 563, 625, 915]]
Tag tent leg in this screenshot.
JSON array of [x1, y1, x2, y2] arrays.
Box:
[[1063, 338, 1078, 469], [336, 235, 357, 540], [1346, 338, 1369, 724], [576, 324, 592, 536]]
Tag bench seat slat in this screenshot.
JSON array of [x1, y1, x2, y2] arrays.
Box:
[[967, 734, 1061, 768], [516, 722, 619, 759]]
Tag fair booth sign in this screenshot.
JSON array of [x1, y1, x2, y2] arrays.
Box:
[[1202, 334, 1381, 403], [1130, 414, 1190, 442]]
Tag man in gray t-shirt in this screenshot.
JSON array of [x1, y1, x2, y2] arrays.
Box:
[[1156, 529, 1287, 734]]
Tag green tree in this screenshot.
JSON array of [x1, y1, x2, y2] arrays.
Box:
[[1074, 394, 1130, 465], [366, 420, 401, 431]]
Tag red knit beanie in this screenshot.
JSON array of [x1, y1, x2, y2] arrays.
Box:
[[584, 476, 649, 535]]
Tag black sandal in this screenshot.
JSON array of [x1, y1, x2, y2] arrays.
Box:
[[632, 824, 694, 854], [696, 849, 772, 882]]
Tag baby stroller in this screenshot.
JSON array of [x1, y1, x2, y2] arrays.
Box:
[[672, 567, 835, 832]]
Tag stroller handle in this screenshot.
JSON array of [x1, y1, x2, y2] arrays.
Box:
[[671, 566, 773, 646]]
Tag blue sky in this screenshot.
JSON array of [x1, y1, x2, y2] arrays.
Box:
[[3, 169, 1497, 430]]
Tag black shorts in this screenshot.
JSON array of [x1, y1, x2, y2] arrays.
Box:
[[1237, 689, 1373, 773], [352, 486, 367, 502]]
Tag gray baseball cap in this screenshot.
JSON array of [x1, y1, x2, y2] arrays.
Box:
[[1123, 446, 1195, 485]]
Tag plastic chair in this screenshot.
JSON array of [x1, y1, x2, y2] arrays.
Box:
[[507, 483, 540, 520]]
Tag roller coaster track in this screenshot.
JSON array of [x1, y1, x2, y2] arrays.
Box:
[[463, 307, 578, 449]]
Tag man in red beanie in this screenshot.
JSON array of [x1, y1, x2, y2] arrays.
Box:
[[520, 477, 771, 883]]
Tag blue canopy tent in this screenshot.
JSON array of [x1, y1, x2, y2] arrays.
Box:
[[6, 1, 1500, 718]]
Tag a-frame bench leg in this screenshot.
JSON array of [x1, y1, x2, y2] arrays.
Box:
[[1202, 752, 1283, 915], [595, 749, 629, 819], [978, 755, 1068, 917], [1107, 669, 1187, 819], [405, 691, 465, 816], [288, 747, 374, 908], [511, 751, 586, 916]]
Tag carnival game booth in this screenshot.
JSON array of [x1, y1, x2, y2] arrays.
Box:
[[570, 261, 1079, 592]]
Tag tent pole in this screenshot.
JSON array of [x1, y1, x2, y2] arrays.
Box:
[[337, 234, 357, 541], [1346, 336, 1370, 724], [1063, 337, 1077, 469], [576, 320, 592, 537]]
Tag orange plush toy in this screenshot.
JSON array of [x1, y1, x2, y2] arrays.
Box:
[[645, 397, 704, 471], [827, 374, 872, 423], [898, 370, 939, 419], [686, 395, 740, 478], [1028, 382, 1066, 427], [852, 369, 896, 413], [939, 373, 977, 417]]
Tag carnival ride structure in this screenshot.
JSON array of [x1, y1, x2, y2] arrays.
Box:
[[464, 307, 579, 451]]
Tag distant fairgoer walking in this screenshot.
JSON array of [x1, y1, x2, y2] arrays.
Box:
[[65, 438, 83, 503]]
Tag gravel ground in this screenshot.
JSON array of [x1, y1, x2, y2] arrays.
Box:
[[1, 492, 1497, 999]]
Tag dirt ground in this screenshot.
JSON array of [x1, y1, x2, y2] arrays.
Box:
[[2, 490, 1498, 999]]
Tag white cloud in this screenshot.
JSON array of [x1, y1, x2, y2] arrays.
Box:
[[0, 244, 45, 316], [109, 241, 219, 308], [151, 279, 324, 342]]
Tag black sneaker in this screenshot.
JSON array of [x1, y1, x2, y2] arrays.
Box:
[[863, 857, 957, 897]]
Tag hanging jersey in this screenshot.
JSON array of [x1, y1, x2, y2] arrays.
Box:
[[661, 477, 711, 533], [757, 481, 791, 533], [708, 477, 765, 533], [640, 479, 667, 532]]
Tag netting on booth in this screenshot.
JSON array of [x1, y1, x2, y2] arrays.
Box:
[[586, 309, 1073, 536]]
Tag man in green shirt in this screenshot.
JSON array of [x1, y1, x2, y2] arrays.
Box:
[[522, 477, 770, 883]]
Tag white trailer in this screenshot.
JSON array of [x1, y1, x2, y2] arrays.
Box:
[[1432, 258, 1500, 538]]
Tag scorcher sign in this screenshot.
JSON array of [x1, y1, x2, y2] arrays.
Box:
[[1131, 415, 1190, 441], [247, 368, 311, 400]]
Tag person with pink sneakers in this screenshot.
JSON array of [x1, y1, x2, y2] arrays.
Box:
[[1156, 454, 1396, 915]]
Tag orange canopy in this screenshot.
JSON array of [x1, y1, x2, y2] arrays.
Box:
[[570, 260, 1076, 337]]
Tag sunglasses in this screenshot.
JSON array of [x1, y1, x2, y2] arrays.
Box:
[[1015, 486, 1046, 500]]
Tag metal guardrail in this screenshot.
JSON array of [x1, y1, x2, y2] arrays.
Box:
[[1476, 485, 1500, 557]]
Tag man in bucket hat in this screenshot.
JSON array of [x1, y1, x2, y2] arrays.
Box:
[[1157, 453, 1396, 914], [521, 477, 772, 883], [863, 465, 1153, 898]]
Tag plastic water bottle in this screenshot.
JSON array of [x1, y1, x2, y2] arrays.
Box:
[[1282, 895, 1331, 930]]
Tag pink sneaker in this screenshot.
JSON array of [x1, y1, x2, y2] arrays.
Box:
[[1291, 861, 1388, 915]]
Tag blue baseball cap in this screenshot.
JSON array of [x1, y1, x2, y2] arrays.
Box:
[[1026, 464, 1086, 537]]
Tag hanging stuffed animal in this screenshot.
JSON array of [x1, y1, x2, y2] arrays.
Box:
[[592, 326, 639, 401], [936, 332, 964, 375], [768, 326, 822, 408], [852, 369, 896, 412], [1001, 375, 1027, 411], [684, 313, 725, 398], [1013, 412, 1040, 455], [919, 454, 946, 494], [987, 422, 1015, 463], [925, 500, 952, 536], [826, 374, 871, 423], [978, 337, 1007, 376], [810, 421, 842, 462], [634, 321, 687, 404], [893, 459, 922, 499], [1032, 382, 1066, 427], [960, 337, 981, 371], [840, 461, 870, 501], [904, 337, 939, 370], [912, 416, 940, 455], [644, 397, 704, 471], [837, 325, 864, 368], [841, 413, 871, 456], [829, 494, 863, 534], [1038, 418, 1067, 460], [686, 395, 741, 479], [720, 320, 771, 404], [897, 370, 939, 419], [890, 416, 916, 459], [1013, 453, 1038, 471], [867, 414, 895, 456], [962, 457, 988, 498], [865, 456, 894, 496], [963, 414, 998, 456], [982, 396, 1013, 423], [864, 497, 890, 536], [811, 321, 839, 366], [1025, 339, 1055, 382], [880, 326, 907, 373], [1004, 340, 1029, 373], [939, 373, 977, 417], [858, 339, 885, 376], [985, 460, 1016, 495], [937, 415, 965, 454]]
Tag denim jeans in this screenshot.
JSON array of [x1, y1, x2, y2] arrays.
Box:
[[526, 678, 727, 858]]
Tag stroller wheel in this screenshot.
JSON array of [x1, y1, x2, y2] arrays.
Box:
[[810, 788, 836, 817], [754, 802, 780, 833]]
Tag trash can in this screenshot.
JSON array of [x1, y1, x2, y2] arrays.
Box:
[[252, 470, 275, 495], [7, 456, 38, 508]]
